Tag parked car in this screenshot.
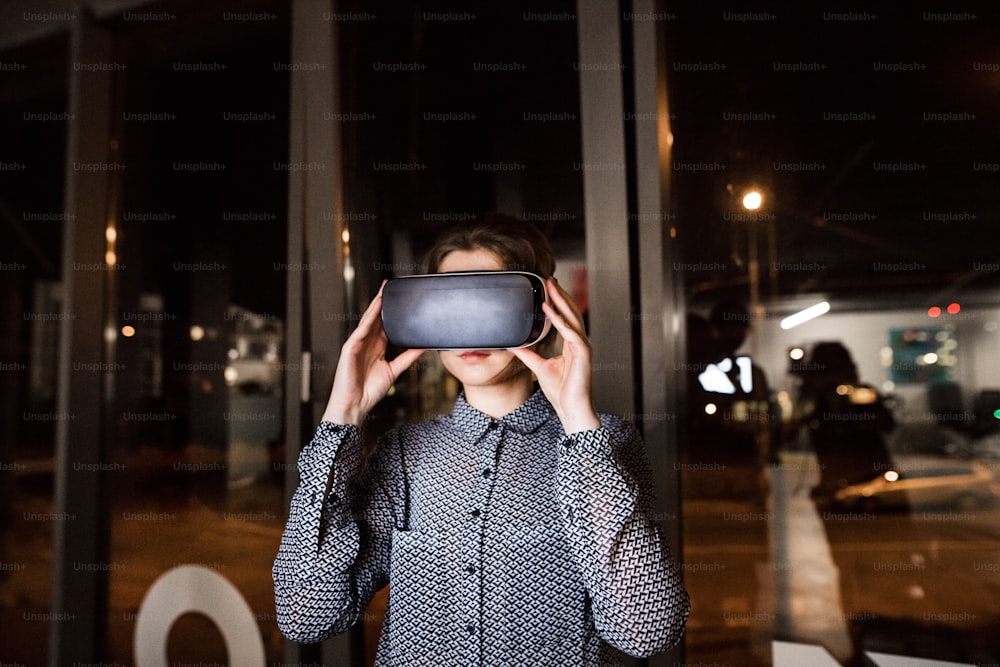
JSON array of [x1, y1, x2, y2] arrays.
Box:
[[832, 456, 1000, 512]]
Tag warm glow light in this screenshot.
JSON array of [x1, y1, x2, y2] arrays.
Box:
[[884, 470, 899, 482], [742, 191, 763, 210], [106, 227, 117, 243], [789, 347, 805, 360], [190, 325, 205, 341], [850, 387, 877, 404], [341, 228, 350, 243], [947, 302, 961, 314], [922, 352, 939, 364], [704, 403, 718, 415], [927, 306, 941, 318], [105, 250, 117, 265], [780, 301, 830, 330], [121, 325, 135, 337]]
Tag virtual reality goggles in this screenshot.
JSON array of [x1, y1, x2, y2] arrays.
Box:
[[381, 271, 551, 350]]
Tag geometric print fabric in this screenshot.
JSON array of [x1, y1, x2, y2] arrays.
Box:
[[273, 388, 690, 665]]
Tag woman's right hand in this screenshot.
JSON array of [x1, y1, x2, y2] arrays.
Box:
[[322, 283, 425, 426]]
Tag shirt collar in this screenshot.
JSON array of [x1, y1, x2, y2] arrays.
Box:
[[450, 386, 555, 440]]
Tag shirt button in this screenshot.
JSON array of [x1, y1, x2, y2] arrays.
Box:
[[470, 508, 481, 518], [482, 468, 492, 478], [466, 565, 476, 574], [466, 623, 475, 634]]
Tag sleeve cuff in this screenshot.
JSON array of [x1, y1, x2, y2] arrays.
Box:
[[297, 421, 363, 483], [560, 427, 612, 453]]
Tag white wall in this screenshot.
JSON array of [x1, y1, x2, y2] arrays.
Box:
[[742, 304, 1000, 424]]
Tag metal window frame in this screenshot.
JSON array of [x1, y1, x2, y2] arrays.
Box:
[[576, 1, 685, 665], [284, 0, 354, 664], [50, 10, 115, 666]]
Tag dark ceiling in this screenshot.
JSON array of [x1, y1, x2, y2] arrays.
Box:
[[2, 0, 997, 314], [662, 0, 1000, 307]]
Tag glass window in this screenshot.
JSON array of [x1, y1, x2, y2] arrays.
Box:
[[0, 31, 69, 666], [1, 12, 293, 665], [105, 8, 291, 663], [667, 3, 1000, 664]]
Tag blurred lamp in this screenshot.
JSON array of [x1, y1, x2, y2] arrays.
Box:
[[780, 301, 830, 330], [742, 190, 763, 210]]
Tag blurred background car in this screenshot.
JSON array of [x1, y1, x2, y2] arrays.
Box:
[[832, 456, 1000, 512]]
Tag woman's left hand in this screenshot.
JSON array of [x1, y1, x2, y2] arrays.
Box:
[[511, 277, 602, 434]]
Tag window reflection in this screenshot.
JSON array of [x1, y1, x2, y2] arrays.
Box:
[[106, 9, 290, 664], [0, 31, 69, 665], [669, 0, 1000, 662]]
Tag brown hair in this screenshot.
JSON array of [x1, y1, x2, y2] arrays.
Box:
[[424, 213, 555, 278]]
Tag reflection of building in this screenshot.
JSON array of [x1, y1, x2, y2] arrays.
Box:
[[224, 306, 283, 487], [225, 306, 282, 391], [27, 281, 61, 407]]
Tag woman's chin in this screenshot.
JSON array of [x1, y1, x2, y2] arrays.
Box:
[[441, 351, 528, 389]]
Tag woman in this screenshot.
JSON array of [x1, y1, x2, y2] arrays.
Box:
[[273, 215, 689, 665]]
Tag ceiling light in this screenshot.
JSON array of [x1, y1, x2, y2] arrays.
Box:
[[780, 301, 830, 330]]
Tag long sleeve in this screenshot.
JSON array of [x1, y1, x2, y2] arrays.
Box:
[[272, 422, 398, 644], [557, 415, 690, 657]]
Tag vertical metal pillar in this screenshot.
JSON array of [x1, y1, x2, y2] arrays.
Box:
[[282, 2, 307, 659], [50, 10, 114, 666], [285, 0, 351, 664], [577, 0, 686, 664], [576, 0, 635, 420], [628, 3, 686, 665]]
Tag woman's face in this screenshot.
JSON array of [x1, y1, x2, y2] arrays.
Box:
[[435, 247, 531, 391]]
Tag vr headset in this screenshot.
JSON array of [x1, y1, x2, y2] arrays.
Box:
[[381, 271, 550, 349]]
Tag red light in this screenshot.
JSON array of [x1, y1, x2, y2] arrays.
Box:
[[928, 306, 941, 318], [947, 303, 961, 314]]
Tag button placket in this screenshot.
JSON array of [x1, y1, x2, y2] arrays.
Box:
[[460, 419, 503, 661]]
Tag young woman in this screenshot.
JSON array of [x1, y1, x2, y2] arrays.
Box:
[[273, 216, 689, 665]]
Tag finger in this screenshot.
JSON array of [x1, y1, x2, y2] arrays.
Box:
[[510, 347, 545, 375], [545, 281, 587, 338], [358, 279, 392, 338], [349, 290, 386, 340], [547, 277, 584, 321], [542, 300, 587, 345], [387, 348, 426, 380]]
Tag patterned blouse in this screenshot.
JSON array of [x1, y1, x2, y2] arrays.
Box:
[[273, 388, 689, 666]]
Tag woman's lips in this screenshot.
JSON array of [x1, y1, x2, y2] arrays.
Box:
[[458, 350, 490, 362]]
